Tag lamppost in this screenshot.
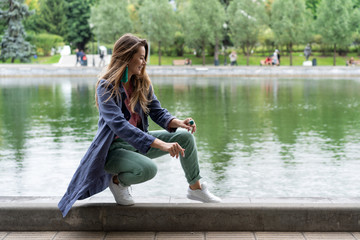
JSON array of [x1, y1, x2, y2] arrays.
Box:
[[89, 23, 95, 67]]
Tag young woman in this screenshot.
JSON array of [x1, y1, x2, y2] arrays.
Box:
[[58, 33, 221, 217]]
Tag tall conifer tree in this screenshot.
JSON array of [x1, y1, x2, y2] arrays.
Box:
[[0, 0, 34, 63]]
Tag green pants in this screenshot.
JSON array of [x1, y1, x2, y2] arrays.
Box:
[[104, 130, 202, 186]]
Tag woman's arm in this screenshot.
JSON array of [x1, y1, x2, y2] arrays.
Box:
[[168, 118, 196, 134], [150, 118, 196, 158], [150, 138, 185, 159]]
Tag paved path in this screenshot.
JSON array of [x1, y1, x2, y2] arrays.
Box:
[[1, 231, 360, 240], [55, 54, 111, 67]]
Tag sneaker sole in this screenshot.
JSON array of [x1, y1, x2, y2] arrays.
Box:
[[187, 194, 221, 203], [187, 194, 208, 203], [115, 201, 135, 206]]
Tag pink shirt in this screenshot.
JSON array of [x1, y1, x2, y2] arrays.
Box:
[[124, 83, 142, 128]]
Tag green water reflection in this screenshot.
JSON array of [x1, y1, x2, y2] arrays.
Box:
[[1, 77, 360, 197]]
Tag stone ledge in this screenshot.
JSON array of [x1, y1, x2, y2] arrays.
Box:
[[1, 199, 360, 231], [1, 65, 360, 78]]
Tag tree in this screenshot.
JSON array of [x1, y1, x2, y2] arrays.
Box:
[[306, 0, 321, 19], [183, 0, 225, 65], [316, 0, 354, 65], [271, 0, 312, 66], [90, 0, 132, 44], [353, 0, 360, 8], [35, 0, 68, 36], [0, 0, 34, 63], [0, 1, 7, 35], [139, 0, 176, 65], [65, 0, 92, 50], [23, 0, 39, 32], [228, 0, 267, 65]]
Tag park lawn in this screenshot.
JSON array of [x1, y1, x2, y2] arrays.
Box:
[[149, 53, 350, 66], [35, 55, 61, 64], [1, 54, 61, 64]]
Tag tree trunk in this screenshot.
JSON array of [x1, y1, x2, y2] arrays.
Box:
[[11, 57, 15, 63], [289, 42, 293, 66], [246, 43, 250, 66], [158, 41, 161, 66], [202, 41, 206, 66], [333, 44, 336, 66]]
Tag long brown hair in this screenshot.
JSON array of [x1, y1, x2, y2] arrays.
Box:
[[95, 33, 152, 114]]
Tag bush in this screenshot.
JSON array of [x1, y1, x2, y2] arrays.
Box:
[[28, 32, 64, 56]]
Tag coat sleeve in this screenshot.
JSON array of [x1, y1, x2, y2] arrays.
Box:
[[148, 86, 177, 132], [97, 80, 155, 154]]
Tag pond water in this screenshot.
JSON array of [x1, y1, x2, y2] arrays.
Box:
[[1, 77, 360, 198]]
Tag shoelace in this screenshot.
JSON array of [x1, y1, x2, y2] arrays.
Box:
[[126, 186, 133, 196]]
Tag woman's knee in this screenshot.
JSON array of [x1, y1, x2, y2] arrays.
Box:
[[142, 161, 158, 180], [175, 130, 195, 145]]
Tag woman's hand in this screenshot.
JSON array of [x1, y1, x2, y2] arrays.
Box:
[[151, 138, 185, 158], [169, 118, 196, 134]]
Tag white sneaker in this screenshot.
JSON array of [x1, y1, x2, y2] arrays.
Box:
[[109, 177, 135, 205], [187, 182, 222, 203]]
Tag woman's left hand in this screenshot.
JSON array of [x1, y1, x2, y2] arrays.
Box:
[[169, 118, 196, 134]]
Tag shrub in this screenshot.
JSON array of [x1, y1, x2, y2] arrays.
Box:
[[28, 32, 64, 56]]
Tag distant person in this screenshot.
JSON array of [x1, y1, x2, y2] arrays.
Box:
[[75, 48, 81, 66], [79, 50, 87, 66], [185, 58, 192, 65], [346, 57, 359, 66], [229, 51, 238, 66], [99, 50, 105, 67], [58, 33, 221, 217], [260, 56, 272, 66], [272, 49, 279, 66]]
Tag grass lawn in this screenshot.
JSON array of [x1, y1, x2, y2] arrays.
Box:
[[148, 53, 351, 66], [0, 53, 353, 66], [1, 55, 61, 64]]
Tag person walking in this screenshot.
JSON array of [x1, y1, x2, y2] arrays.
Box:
[[75, 48, 81, 66], [58, 33, 221, 217], [98, 50, 105, 67]]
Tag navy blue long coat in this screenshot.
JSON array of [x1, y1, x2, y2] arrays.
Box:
[[58, 79, 175, 217]]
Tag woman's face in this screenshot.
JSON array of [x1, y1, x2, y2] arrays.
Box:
[[128, 46, 146, 77]]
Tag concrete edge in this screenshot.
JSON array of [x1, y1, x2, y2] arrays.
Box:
[[2, 65, 360, 79], [1, 202, 360, 232]]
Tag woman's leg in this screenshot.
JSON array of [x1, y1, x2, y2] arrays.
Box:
[[105, 140, 157, 186], [147, 130, 202, 186]]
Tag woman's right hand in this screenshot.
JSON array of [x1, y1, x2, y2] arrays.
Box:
[[151, 138, 185, 158]]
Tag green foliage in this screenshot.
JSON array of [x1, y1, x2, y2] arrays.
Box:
[[0, 1, 6, 34], [272, 0, 312, 45], [23, 0, 39, 31], [305, 0, 321, 19], [183, 0, 226, 65], [35, 0, 68, 36], [317, 0, 354, 46], [139, 0, 176, 65], [174, 31, 185, 56], [90, 0, 132, 44], [271, 0, 312, 65], [65, 0, 92, 50], [28, 32, 63, 56], [316, 0, 354, 64], [228, 0, 268, 65], [0, 0, 35, 63], [353, 0, 360, 8]]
